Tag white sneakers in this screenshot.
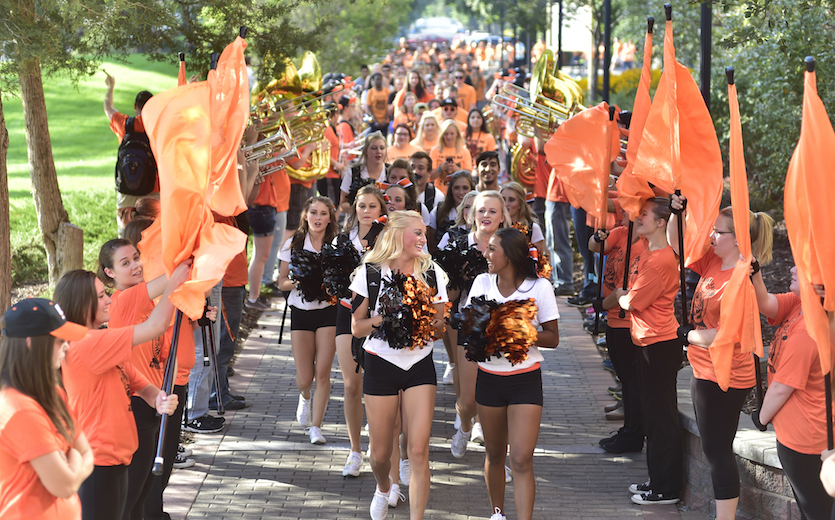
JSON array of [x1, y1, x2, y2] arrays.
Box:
[[388, 483, 405, 507], [296, 394, 311, 427], [308, 426, 326, 445], [442, 362, 455, 384], [399, 458, 411, 486], [489, 507, 507, 520], [451, 427, 469, 458], [370, 487, 389, 520], [470, 422, 484, 445], [343, 451, 362, 477]]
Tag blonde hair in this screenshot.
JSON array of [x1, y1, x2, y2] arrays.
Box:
[[500, 181, 536, 227], [718, 207, 775, 265], [468, 190, 512, 232], [413, 112, 440, 146], [361, 210, 441, 287], [454, 190, 479, 228], [438, 118, 465, 154]]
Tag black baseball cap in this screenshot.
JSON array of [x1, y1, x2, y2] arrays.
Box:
[[440, 98, 458, 108], [2, 298, 87, 341], [476, 150, 500, 166]]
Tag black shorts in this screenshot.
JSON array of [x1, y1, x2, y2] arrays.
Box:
[[248, 204, 276, 237], [335, 303, 353, 336], [476, 368, 543, 407], [287, 183, 317, 230], [290, 305, 337, 331], [363, 352, 437, 396]]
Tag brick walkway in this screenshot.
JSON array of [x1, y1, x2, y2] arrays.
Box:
[[163, 296, 711, 520]]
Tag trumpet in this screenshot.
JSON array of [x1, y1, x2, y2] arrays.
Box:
[[492, 83, 566, 137], [242, 127, 293, 162], [255, 146, 301, 183]]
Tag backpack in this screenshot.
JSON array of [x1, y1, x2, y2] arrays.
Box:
[[115, 117, 157, 196], [424, 183, 436, 211], [351, 263, 438, 371]]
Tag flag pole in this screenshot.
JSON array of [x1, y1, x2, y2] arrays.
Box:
[[594, 105, 616, 335], [152, 309, 183, 476]]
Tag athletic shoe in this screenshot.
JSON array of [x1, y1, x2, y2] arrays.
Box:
[[296, 394, 312, 427], [388, 483, 405, 507], [489, 507, 507, 520], [608, 383, 622, 394], [504, 465, 512, 483], [370, 487, 389, 520], [605, 406, 624, 421], [183, 415, 224, 433], [604, 401, 622, 413], [566, 295, 593, 307], [631, 491, 679, 505], [603, 359, 616, 374], [172, 453, 195, 469], [178, 444, 193, 458], [442, 362, 455, 384], [244, 298, 271, 311], [450, 428, 469, 458], [470, 422, 484, 445], [343, 451, 362, 478], [399, 459, 411, 486], [601, 438, 643, 454], [554, 285, 575, 296], [308, 426, 326, 445], [628, 480, 651, 494], [222, 399, 248, 411]]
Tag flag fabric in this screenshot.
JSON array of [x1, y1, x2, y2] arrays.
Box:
[[710, 79, 764, 390], [784, 67, 835, 375], [616, 25, 656, 221], [631, 19, 722, 266], [138, 37, 249, 320], [544, 102, 619, 225]]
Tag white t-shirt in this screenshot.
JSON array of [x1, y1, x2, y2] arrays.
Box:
[[339, 165, 387, 195], [279, 235, 334, 311], [349, 262, 449, 370], [531, 222, 545, 244], [429, 206, 458, 230], [464, 273, 560, 374], [418, 185, 445, 212]]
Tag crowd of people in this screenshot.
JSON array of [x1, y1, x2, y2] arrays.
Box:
[[2, 36, 835, 520]]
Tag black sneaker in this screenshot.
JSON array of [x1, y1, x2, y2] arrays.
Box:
[[631, 491, 679, 505], [173, 453, 195, 469], [222, 399, 248, 411], [601, 438, 643, 454], [628, 480, 651, 494], [567, 295, 593, 307], [183, 415, 224, 433]]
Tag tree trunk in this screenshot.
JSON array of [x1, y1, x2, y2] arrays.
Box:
[[0, 94, 11, 310], [18, 57, 83, 285]]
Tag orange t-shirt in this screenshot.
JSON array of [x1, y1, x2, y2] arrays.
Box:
[[623, 245, 679, 346], [687, 250, 756, 389], [431, 107, 468, 126], [337, 121, 355, 147], [109, 283, 167, 389], [601, 226, 648, 329], [272, 167, 290, 213], [393, 112, 417, 132], [170, 314, 196, 386], [465, 132, 497, 161], [287, 156, 315, 189], [533, 153, 549, 200], [213, 215, 248, 288], [387, 144, 423, 164], [546, 163, 568, 203], [0, 388, 82, 520], [393, 90, 434, 107], [429, 146, 474, 196], [768, 293, 829, 454], [411, 136, 438, 154], [366, 87, 391, 124], [251, 172, 277, 208], [324, 125, 340, 180], [61, 327, 148, 466], [456, 83, 477, 112]]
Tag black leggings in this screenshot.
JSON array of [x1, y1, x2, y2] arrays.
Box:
[[144, 384, 187, 520], [777, 441, 834, 520], [607, 326, 643, 443], [690, 377, 751, 500], [79, 464, 128, 520], [122, 396, 159, 520]]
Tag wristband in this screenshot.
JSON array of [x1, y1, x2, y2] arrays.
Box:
[[677, 324, 694, 346], [751, 410, 768, 432]]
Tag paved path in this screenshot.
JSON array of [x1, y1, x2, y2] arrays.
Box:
[[163, 296, 711, 520]]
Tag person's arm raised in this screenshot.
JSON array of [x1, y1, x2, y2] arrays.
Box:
[[667, 193, 685, 256], [752, 268, 779, 320], [104, 73, 117, 120], [131, 259, 192, 346]]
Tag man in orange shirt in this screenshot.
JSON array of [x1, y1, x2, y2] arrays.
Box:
[[452, 67, 477, 112], [433, 97, 467, 134], [364, 73, 390, 137]]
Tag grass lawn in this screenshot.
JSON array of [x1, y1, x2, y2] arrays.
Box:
[[5, 54, 180, 281]]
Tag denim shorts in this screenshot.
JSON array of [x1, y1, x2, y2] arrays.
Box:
[[248, 204, 277, 237]]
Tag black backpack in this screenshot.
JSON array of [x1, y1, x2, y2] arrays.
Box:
[[115, 117, 157, 196]]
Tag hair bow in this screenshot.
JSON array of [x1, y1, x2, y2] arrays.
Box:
[[525, 192, 535, 204], [376, 178, 414, 191], [528, 246, 539, 263], [383, 194, 392, 203]]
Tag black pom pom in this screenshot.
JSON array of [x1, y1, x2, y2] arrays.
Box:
[[459, 296, 499, 362], [321, 234, 362, 299], [289, 249, 331, 303]]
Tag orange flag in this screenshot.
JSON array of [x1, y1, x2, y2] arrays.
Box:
[[178, 57, 187, 87], [616, 21, 655, 221], [785, 63, 835, 374], [631, 18, 722, 266], [139, 38, 248, 320], [544, 102, 619, 224], [710, 75, 764, 390]]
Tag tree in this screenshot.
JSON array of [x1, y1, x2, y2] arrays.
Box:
[[0, 95, 9, 310]]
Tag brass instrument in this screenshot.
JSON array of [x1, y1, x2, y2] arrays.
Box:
[[510, 142, 537, 189]]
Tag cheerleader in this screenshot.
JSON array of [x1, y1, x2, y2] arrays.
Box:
[[428, 170, 475, 252], [53, 267, 186, 520], [441, 191, 511, 456], [462, 227, 559, 520], [350, 211, 448, 520], [670, 197, 775, 519], [611, 197, 682, 505], [753, 266, 834, 520], [0, 299, 91, 520], [278, 196, 339, 445], [340, 132, 388, 215], [500, 182, 547, 255], [332, 185, 387, 477]]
